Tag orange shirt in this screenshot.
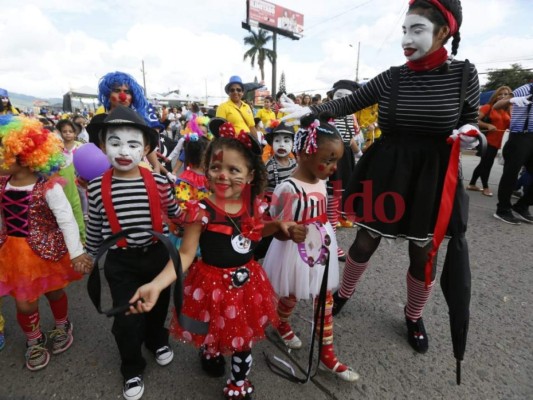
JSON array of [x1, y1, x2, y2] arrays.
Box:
[[480, 104, 511, 148]]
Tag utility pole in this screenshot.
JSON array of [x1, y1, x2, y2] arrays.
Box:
[[141, 60, 147, 96], [271, 33, 277, 95], [355, 42, 360, 83]]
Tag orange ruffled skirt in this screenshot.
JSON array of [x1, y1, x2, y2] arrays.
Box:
[[170, 259, 279, 355], [0, 236, 82, 302]]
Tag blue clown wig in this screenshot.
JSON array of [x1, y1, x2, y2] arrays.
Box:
[[98, 71, 149, 122]]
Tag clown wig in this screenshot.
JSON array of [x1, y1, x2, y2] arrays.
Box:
[[0, 115, 64, 175], [98, 71, 149, 121]]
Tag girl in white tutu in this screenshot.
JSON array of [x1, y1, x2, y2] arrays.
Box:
[[262, 112, 359, 382]]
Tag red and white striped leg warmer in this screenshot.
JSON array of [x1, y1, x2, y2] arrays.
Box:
[[405, 272, 435, 321], [338, 255, 369, 299], [277, 295, 298, 339], [327, 194, 344, 257]]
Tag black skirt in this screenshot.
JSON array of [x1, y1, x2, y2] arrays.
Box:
[[344, 133, 464, 241]]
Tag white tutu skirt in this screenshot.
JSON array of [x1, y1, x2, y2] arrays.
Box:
[[262, 221, 339, 300]]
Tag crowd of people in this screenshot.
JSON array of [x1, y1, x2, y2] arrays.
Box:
[[0, 0, 532, 399]]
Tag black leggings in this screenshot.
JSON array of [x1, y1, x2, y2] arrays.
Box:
[[469, 144, 499, 189], [348, 229, 437, 281]]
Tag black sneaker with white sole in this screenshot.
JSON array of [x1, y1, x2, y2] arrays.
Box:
[[155, 345, 174, 366], [493, 211, 521, 225], [512, 205, 533, 223], [123, 375, 144, 400]]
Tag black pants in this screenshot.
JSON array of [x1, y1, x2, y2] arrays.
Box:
[[469, 144, 499, 189], [104, 241, 171, 380], [497, 133, 533, 212]]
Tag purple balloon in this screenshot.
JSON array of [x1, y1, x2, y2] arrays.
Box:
[[73, 143, 111, 181]]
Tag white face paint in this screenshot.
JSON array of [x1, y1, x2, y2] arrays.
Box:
[[333, 88, 353, 100], [105, 127, 147, 172], [401, 14, 435, 61], [272, 134, 293, 158]]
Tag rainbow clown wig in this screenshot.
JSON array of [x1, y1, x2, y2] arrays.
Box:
[[98, 71, 149, 120], [0, 115, 64, 175]]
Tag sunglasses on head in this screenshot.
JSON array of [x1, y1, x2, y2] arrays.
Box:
[[229, 87, 243, 93]]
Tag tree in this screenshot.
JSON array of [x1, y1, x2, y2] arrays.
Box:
[[279, 71, 286, 94], [482, 63, 533, 91], [243, 29, 275, 83]]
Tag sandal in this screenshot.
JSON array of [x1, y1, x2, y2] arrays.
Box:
[[466, 185, 482, 192], [482, 188, 493, 197]]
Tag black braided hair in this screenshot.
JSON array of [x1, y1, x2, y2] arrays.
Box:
[[294, 111, 342, 155], [408, 0, 463, 56]]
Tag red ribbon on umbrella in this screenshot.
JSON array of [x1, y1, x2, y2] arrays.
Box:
[[424, 129, 479, 287]]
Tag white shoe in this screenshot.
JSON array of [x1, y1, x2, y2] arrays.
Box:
[[319, 361, 360, 382], [123, 375, 144, 400], [280, 331, 302, 350], [155, 345, 174, 366]]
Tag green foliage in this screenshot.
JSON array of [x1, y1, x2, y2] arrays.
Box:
[[243, 29, 276, 82], [482, 64, 533, 91]]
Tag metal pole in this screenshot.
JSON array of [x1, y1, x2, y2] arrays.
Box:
[[271, 32, 277, 95], [141, 60, 147, 96], [355, 42, 360, 82]]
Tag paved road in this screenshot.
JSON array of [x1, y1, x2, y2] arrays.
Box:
[[1, 154, 532, 400]]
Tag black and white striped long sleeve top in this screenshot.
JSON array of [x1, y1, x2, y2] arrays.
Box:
[[85, 172, 179, 256], [312, 60, 479, 137]]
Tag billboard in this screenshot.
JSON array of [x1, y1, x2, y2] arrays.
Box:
[[248, 0, 304, 37]]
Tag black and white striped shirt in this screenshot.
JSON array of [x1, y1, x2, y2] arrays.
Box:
[[312, 60, 479, 137], [265, 157, 297, 194], [269, 178, 327, 223], [334, 115, 356, 144], [85, 172, 179, 256]]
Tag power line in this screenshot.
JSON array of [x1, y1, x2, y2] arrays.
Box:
[[278, 0, 372, 42]]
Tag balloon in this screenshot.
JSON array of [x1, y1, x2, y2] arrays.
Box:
[[73, 143, 111, 181]]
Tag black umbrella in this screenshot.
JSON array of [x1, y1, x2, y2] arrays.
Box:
[[440, 179, 471, 385]]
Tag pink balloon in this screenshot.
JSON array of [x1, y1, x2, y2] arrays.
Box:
[[73, 143, 111, 181]]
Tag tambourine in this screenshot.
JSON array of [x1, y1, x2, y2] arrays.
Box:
[[297, 221, 331, 267]]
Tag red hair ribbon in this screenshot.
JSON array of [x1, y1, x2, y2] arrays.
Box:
[[218, 122, 252, 149], [409, 0, 458, 36]]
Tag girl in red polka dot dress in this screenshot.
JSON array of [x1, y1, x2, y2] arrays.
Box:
[[129, 120, 305, 400]]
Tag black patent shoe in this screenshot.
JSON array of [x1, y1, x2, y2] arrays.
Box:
[[332, 291, 349, 316], [200, 352, 226, 377], [405, 314, 429, 354]]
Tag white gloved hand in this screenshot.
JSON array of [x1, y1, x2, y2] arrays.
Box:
[[452, 124, 480, 150], [279, 94, 311, 125], [509, 95, 532, 107], [166, 172, 177, 182]]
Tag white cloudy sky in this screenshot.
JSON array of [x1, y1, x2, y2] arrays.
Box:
[[1, 0, 532, 104]]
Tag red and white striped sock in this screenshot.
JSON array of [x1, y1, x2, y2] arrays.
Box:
[[48, 292, 69, 327], [327, 195, 345, 257], [405, 272, 435, 321], [17, 311, 42, 343], [338, 255, 369, 299], [277, 295, 298, 339]]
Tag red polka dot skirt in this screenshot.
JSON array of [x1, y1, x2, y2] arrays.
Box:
[[170, 259, 279, 355]]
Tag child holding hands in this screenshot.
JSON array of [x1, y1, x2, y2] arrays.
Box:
[[129, 120, 305, 400], [0, 115, 91, 371], [84, 106, 181, 400]]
